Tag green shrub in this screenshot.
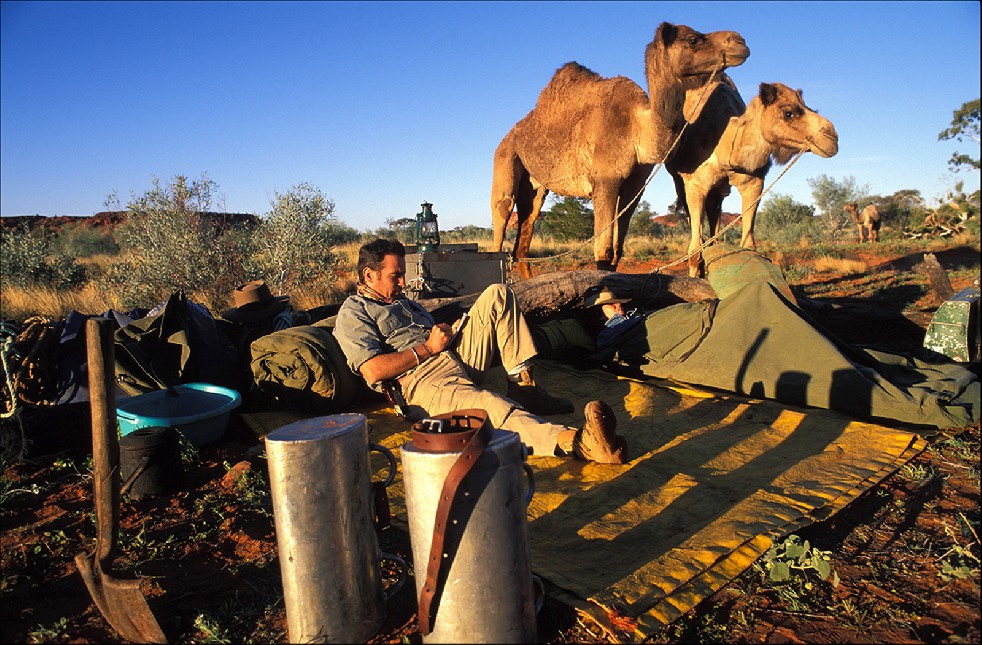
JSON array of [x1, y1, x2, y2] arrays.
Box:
[[755, 194, 821, 245], [0, 223, 87, 289], [50, 225, 120, 258], [250, 183, 341, 295], [109, 174, 250, 311]]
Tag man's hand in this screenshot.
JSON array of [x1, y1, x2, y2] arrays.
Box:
[[425, 323, 453, 355]]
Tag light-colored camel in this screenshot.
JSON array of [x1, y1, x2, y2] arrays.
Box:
[[491, 22, 750, 278], [843, 202, 881, 242], [667, 78, 839, 277]]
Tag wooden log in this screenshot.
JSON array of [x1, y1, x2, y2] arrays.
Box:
[[418, 270, 716, 323]]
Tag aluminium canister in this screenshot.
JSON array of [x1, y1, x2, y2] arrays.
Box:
[[402, 428, 537, 643], [266, 414, 401, 643]]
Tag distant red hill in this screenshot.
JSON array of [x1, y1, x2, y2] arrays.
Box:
[[0, 211, 260, 234]]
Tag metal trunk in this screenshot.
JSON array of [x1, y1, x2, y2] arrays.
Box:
[[402, 428, 538, 643], [266, 414, 401, 643], [923, 286, 981, 363]]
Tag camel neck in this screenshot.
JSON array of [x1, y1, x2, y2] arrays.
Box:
[[644, 64, 686, 159]]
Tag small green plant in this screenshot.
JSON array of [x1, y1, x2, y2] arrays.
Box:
[[193, 612, 233, 644], [937, 515, 980, 582], [26, 616, 71, 643], [899, 462, 944, 485], [32, 530, 70, 557], [0, 472, 41, 508], [781, 263, 813, 283], [760, 534, 840, 589], [223, 460, 272, 516], [177, 432, 199, 467]]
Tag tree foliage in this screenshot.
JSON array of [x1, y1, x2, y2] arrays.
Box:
[[109, 173, 250, 310], [806, 174, 869, 240], [938, 98, 980, 172], [755, 193, 819, 244], [0, 223, 86, 289], [538, 196, 594, 241], [253, 182, 340, 295]]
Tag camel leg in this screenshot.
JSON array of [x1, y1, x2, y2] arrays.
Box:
[[490, 143, 523, 253], [734, 175, 763, 248], [513, 181, 546, 280], [682, 180, 712, 278], [611, 165, 652, 269], [592, 185, 620, 271], [492, 193, 514, 254]]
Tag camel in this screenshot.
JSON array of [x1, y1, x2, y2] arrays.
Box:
[[667, 78, 839, 277], [491, 22, 750, 279], [843, 202, 881, 242]]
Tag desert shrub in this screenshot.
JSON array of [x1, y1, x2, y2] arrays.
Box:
[[537, 196, 593, 242], [108, 174, 250, 311], [442, 225, 494, 244], [0, 223, 87, 290], [50, 226, 120, 258], [249, 182, 341, 295], [323, 221, 363, 246], [755, 194, 821, 245], [371, 218, 417, 244]]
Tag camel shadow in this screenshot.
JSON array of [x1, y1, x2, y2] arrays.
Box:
[[527, 389, 853, 604]]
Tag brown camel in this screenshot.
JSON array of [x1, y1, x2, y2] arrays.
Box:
[[491, 22, 750, 279], [667, 79, 839, 277], [843, 202, 881, 242]]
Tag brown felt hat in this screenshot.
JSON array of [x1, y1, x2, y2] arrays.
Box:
[[221, 280, 290, 324], [584, 287, 630, 308]]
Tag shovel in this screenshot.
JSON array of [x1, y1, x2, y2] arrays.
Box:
[[75, 317, 167, 644]]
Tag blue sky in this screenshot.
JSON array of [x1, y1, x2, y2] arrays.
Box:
[[2, 1, 979, 232]]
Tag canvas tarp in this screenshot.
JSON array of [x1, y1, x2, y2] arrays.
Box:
[[242, 362, 928, 639], [607, 280, 980, 431]]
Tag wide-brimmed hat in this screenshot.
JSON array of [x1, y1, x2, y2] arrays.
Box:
[[584, 287, 630, 307], [221, 280, 290, 324]]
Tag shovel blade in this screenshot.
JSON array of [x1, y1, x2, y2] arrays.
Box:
[[75, 552, 167, 644]]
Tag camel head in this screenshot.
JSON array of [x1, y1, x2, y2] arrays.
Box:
[[757, 83, 839, 161], [647, 22, 750, 89], [843, 202, 860, 223]]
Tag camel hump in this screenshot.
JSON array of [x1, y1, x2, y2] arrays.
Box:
[[862, 204, 880, 221], [537, 61, 643, 107]]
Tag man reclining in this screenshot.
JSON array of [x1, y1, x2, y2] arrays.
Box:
[[332, 238, 628, 463]]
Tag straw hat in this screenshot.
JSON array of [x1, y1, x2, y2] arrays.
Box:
[[221, 280, 290, 324], [584, 287, 630, 308]]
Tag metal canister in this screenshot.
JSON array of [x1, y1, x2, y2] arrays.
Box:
[[402, 423, 539, 643], [266, 414, 404, 644]]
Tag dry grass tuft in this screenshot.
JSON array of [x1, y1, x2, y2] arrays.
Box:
[[812, 256, 869, 275], [1, 283, 118, 322]]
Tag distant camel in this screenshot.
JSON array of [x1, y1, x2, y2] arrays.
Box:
[[843, 202, 881, 243], [491, 22, 750, 279], [667, 78, 839, 277]]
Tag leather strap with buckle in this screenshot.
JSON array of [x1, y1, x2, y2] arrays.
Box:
[[411, 409, 493, 635]]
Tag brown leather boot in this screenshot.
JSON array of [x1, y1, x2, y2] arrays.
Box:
[[573, 400, 627, 464], [506, 369, 574, 416]]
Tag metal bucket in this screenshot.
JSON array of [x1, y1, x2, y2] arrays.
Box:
[[266, 414, 405, 644], [402, 424, 541, 643], [118, 426, 182, 500]]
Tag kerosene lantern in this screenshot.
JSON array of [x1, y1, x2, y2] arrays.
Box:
[[415, 202, 440, 252]]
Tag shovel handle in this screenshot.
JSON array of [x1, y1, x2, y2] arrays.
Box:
[[87, 317, 120, 568]]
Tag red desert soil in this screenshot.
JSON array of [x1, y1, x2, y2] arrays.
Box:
[[1, 242, 979, 643]]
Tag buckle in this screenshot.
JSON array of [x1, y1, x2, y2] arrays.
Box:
[[418, 418, 445, 434]]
